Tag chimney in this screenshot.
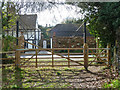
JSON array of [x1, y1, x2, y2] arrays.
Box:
[[46, 24, 47, 27]]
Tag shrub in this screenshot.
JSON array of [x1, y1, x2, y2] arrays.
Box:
[[2, 35, 16, 64], [2, 35, 16, 51], [103, 79, 120, 88]]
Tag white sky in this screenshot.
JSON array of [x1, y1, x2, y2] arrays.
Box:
[[3, 0, 83, 27], [37, 5, 83, 26], [20, 4, 83, 27]]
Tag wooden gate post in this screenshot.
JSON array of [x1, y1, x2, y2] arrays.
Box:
[[15, 50, 20, 68], [84, 43, 88, 70], [36, 49, 38, 68], [68, 49, 70, 67], [107, 43, 111, 67], [15, 49, 22, 88], [52, 49, 54, 67]]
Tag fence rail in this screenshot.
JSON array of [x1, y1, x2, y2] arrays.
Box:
[[16, 44, 110, 68], [0, 51, 15, 67], [1, 44, 110, 68]]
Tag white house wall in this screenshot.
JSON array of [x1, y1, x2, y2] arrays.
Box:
[[5, 25, 41, 49]]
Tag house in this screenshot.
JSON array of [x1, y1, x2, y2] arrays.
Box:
[[3, 14, 41, 49], [18, 14, 41, 49], [50, 24, 96, 48]]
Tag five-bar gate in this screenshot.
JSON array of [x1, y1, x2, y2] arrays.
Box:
[[14, 44, 110, 69]]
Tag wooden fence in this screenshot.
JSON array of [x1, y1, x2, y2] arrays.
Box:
[[15, 44, 110, 68], [0, 44, 110, 69], [0, 51, 15, 67]]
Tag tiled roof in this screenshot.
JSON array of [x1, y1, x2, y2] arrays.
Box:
[[51, 24, 92, 37], [18, 14, 37, 30]]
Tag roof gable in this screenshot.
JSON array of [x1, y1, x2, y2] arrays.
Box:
[[18, 14, 37, 30]]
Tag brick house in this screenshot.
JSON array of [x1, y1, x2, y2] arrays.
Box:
[[50, 24, 96, 48]]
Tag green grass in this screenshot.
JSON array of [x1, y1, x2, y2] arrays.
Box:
[[2, 66, 84, 88], [2, 55, 108, 88], [103, 79, 120, 89], [22, 58, 82, 66]]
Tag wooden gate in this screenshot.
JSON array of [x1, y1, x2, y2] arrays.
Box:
[[14, 44, 110, 68]]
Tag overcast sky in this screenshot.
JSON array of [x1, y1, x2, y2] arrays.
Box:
[[20, 4, 83, 27], [38, 5, 83, 26], [3, 0, 83, 27]]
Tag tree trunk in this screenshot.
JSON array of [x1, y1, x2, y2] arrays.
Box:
[[116, 30, 120, 72]]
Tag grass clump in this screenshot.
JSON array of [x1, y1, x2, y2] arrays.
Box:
[[56, 71, 62, 76], [103, 79, 120, 88]]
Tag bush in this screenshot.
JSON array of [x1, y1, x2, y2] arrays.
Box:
[[2, 35, 16, 51], [2, 35, 16, 64], [103, 79, 120, 88]]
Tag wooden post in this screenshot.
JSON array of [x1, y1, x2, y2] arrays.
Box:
[[15, 49, 22, 88], [114, 46, 116, 66], [96, 37, 99, 48], [107, 43, 111, 67], [96, 37, 99, 52], [113, 46, 117, 71], [36, 49, 37, 68], [52, 49, 54, 67], [96, 37, 100, 61], [15, 50, 20, 68], [84, 43, 88, 70], [114, 40, 117, 69], [68, 49, 70, 67]]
